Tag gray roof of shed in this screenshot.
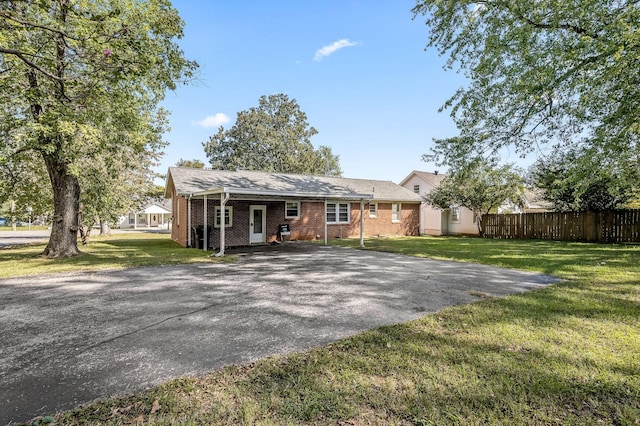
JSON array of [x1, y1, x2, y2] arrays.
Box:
[[166, 168, 422, 202]]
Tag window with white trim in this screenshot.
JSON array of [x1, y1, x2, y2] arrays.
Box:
[[450, 206, 460, 223], [214, 206, 233, 228], [413, 184, 420, 194], [369, 202, 378, 218], [391, 203, 402, 223], [285, 201, 300, 219], [326, 202, 350, 224]]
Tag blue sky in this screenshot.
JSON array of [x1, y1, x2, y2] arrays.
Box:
[[159, 0, 468, 183]]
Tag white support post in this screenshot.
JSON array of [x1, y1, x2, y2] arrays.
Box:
[[203, 195, 208, 251], [214, 192, 230, 257], [146, 212, 150, 228], [360, 200, 365, 248], [134, 213, 138, 229]]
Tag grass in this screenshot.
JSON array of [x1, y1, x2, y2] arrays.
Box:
[[0, 232, 231, 279], [17, 236, 640, 425]]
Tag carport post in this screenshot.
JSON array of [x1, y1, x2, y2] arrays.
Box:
[[360, 200, 365, 248], [215, 192, 230, 257], [203, 194, 208, 251]]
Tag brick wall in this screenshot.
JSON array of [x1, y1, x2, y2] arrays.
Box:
[[172, 196, 420, 248]]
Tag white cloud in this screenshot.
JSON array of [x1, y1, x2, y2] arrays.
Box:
[[193, 113, 230, 128], [314, 39, 359, 61]]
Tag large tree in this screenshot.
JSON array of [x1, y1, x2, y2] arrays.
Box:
[[529, 148, 640, 211], [203, 94, 342, 176], [413, 1, 640, 168], [425, 161, 525, 235], [0, 0, 196, 257]]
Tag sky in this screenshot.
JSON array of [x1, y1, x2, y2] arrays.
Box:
[[159, 0, 470, 184]]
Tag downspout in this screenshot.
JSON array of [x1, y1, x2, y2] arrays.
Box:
[[324, 198, 328, 245], [203, 194, 208, 251], [187, 195, 192, 247], [214, 191, 230, 257]]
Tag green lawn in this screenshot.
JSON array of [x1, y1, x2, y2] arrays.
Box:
[[0, 232, 230, 278], [18, 236, 640, 425]]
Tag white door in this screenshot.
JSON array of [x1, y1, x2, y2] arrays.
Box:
[[249, 205, 266, 244]]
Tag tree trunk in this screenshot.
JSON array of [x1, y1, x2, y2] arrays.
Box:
[[42, 155, 81, 258], [100, 220, 112, 236], [476, 212, 484, 237]]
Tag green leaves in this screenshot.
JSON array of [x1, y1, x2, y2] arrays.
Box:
[[203, 94, 342, 176], [528, 147, 640, 211], [414, 0, 640, 167], [0, 1, 196, 256]]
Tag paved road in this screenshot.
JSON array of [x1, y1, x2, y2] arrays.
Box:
[[0, 243, 559, 424], [0, 230, 50, 248], [0, 229, 169, 248]]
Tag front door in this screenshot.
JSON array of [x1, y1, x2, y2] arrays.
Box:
[[249, 205, 266, 244]]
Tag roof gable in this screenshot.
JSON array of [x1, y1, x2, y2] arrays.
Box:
[[400, 170, 447, 188]]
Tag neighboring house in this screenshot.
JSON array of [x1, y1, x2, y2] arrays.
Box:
[[119, 201, 172, 229], [164, 167, 422, 252], [498, 189, 552, 213], [400, 171, 479, 236]]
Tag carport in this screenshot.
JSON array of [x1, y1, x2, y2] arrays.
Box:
[[186, 188, 371, 256]]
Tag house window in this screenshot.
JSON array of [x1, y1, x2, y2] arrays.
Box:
[[327, 202, 350, 224], [214, 206, 233, 228], [413, 184, 420, 194], [451, 206, 460, 223], [391, 203, 401, 223], [129, 213, 135, 225], [369, 202, 378, 218], [285, 201, 300, 219]]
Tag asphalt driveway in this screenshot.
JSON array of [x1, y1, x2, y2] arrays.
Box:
[[0, 243, 559, 424]]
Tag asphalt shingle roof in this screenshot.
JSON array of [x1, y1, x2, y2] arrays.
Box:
[[166, 168, 422, 202]]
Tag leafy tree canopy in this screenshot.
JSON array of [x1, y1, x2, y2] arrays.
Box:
[[0, 0, 196, 257], [425, 160, 525, 235], [0, 152, 52, 221], [529, 148, 640, 211], [175, 158, 205, 168], [414, 0, 640, 168], [203, 94, 342, 176]]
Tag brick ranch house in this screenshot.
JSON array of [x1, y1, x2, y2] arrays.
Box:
[[165, 167, 422, 255]]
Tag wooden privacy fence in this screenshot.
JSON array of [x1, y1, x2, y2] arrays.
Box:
[[482, 210, 640, 243]]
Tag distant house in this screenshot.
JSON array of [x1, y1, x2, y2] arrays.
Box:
[[499, 189, 552, 214], [400, 171, 479, 236], [164, 168, 422, 253], [119, 201, 172, 229]]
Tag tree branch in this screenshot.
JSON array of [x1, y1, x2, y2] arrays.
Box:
[[0, 9, 79, 41], [0, 47, 64, 82]]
